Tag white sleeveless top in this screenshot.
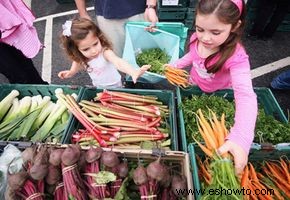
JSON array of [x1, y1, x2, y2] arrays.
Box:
[[87, 51, 122, 88]]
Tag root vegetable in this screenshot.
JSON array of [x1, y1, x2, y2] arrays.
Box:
[[21, 147, 35, 165], [33, 146, 49, 165], [61, 144, 81, 166], [171, 175, 187, 197], [45, 165, 61, 185], [101, 151, 119, 168], [85, 146, 103, 163], [133, 165, 148, 185], [49, 148, 64, 166], [117, 160, 128, 178], [29, 163, 48, 180], [146, 156, 166, 181], [8, 170, 28, 191]]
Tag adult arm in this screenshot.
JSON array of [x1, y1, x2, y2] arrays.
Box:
[[74, 0, 91, 20]]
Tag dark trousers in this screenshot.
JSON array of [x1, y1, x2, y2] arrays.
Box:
[[0, 42, 48, 84], [250, 0, 290, 38]]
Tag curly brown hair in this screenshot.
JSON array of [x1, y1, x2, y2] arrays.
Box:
[[192, 0, 246, 74], [61, 18, 112, 68]]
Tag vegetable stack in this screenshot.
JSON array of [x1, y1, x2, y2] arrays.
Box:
[[58, 90, 171, 148], [0, 88, 74, 143], [193, 109, 241, 200]]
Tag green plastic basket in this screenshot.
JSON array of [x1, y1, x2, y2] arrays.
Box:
[[63, 87, 179, 150], [158, 0, 189, 8], [177, 86, 288, 152], [0, 84, 84, 148]]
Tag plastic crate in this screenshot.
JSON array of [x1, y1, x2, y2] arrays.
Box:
[[0, 84, 84, 148], [158, 7, 188, 20], [63, 87, 179, 150], [123, 22, 183, 84], [158, 0, 188, 8], [176, 86, 288, 152]]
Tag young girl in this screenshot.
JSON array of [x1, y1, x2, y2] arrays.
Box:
[[171, 0, 257, 174], [58, 18, 150, 88]]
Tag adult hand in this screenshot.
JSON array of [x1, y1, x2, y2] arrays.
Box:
[[144, 8, 158, 32], [217, 140, 248, 177]]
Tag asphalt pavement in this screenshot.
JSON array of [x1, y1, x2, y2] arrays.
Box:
[[1, 0, 289, 119]]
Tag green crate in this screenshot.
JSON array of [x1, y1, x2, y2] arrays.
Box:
[[158, 7, 188, 20], [188, 144, 202, 200], [188, 143, 290, 200], [0, 84, 84, 147], [158, 0, 188, 8], [176, 86, 288, 152], [63, 87, 179, 150]]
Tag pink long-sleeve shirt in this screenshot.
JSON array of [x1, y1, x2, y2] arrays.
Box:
[[0, 0, 42, 58], [174, 33, 258, 154]]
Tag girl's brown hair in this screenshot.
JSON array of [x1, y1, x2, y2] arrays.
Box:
[[61, 18, 112, 67], [193, 0, 246, 73]]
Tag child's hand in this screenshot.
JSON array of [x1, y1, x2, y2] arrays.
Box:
[[132, 65, 151, 83], [58, 70, 74, 79], [217, 140, 248, 177]]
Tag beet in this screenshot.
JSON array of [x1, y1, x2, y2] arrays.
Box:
[[45, 165, 61, 185], [61, 144, 81, 166], [78, 150, 87, 172], [85, 146, 103, 163], [7, 170, 28, 191], [133, 165, 148, 185], [146, 157, 166, 181], [117, 160, 129, 178], [21, 147, 35, 164], [49, 148, 64, 166], [159, 166, 171, 188], [171, 175, 187, 197], [29, 163, 49, 180], [33, 146, 49, 165], [101, 151, 119, 168]]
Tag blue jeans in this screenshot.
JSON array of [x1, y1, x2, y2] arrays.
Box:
[[271, 70, 290, 89]]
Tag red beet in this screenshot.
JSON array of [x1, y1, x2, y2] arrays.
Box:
[[45, 165, 61, 185], [49, 148, 64, 166], [85, 146, 103, 163], [61, 144, 81, 166], [117, 160, 129, 178], [7, 170, 28, 191], [146, 157, 166, 181], [133, 165, 148, 185], [171, 175, 187, 197], [29, 163, 49, 180], [101, 151, 119, 168], [21, 147, 35, 164], [33, 146, 49, 165]]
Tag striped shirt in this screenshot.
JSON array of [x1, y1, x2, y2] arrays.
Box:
[[0, 0, 42, 58]]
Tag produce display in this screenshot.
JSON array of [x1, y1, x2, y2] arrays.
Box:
[[1, 144, 192, 200], [0, 88, 75, 143], [59, 89, 174, 149], [180, 94, 290, 145]]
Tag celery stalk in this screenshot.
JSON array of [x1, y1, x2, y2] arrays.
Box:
[[0, 90, 19, 121]]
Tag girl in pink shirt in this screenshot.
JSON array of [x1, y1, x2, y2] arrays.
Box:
[[172, 0, 257, 175]]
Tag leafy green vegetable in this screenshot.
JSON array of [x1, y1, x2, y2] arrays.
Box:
[[181, 94, 290, 144], [114, 177, 130, 200], [136, 48, 170, 75], [84, 171, 116, 184]]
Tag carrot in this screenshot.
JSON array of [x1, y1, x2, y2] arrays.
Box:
[[192, 136, 213, 158], [241, 165, 249, 189], [209, 110, 225, 147], [197, 122, 212, 150], [251, 181, 273, 200], [248, 163, 259, 182], [279, 158, 290, 183], [220, 113, 228, 137], [197, 109, 218, 149], [247, 183, 258, 200], [265, 162, 290, 190]]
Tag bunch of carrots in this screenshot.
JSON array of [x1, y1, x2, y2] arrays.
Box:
[[240, 158, 290, 200], [193, 109, 241, 200], [163, 65, 190, 88]]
